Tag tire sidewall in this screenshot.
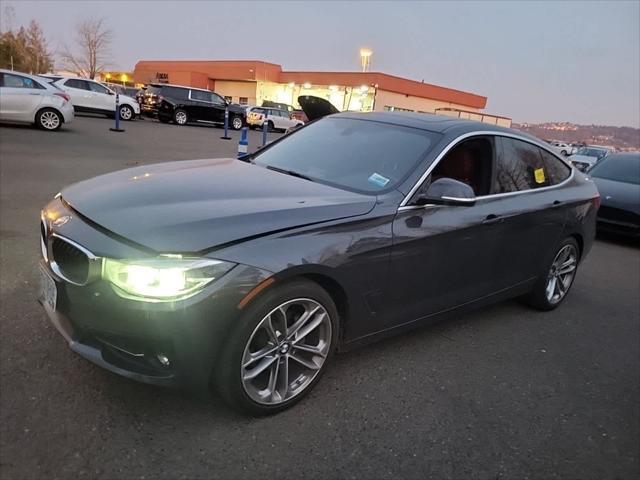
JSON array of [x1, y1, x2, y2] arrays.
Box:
[[119, 104, 133, 121], [231, 115, 243, 130], [215, 279, 339, 415], [173, 109, 187, 125]]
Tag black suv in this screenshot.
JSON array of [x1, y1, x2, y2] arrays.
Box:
[[147, 84, 246, 129]]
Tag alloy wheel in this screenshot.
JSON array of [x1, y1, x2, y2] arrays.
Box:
[[241, 298, 332, 405], [175, 111, 187, 125], [232, 116, 243, 130], [40, 111, 60, 130], [119, 106, 132, 120], [545, 244, 578, 304]]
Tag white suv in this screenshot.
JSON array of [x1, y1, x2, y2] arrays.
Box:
[[54, 77, 140, 120], [247, 107, 303, 132], [0, 69, 74, 131]]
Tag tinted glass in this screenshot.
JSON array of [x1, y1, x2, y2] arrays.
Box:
[[2, 73, 44, 89], [89, 81, 109, 94], [146, 85, 163, 96], [576, 147, 608, 159], [589, 154, 640, 185], [190, 89, 213, 102], [254, 117, 439, 194], [494, 137, 548, 193], [66, 79, 89, 90], [539, 149, 572, 185], [211, 93, 226, 105]]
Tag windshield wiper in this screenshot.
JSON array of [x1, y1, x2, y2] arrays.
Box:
[[265, 165, 314, 182]]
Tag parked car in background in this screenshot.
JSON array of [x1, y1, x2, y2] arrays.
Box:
[[54, 77, 140, 121], [0, 69, 74, 131], [247, 107, 304, 132], [549, 141, 576, 156], [38, 74, 64, 83], [39, 113, 598, 414], [262, 100, 307, 122], [568, 145, 613, 171], [152, 84, 246, 129], [588, 152, 640, 237]]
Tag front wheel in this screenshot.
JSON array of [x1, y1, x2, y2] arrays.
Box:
[[524, 237, 580, 310], [173, 109, 188, 125], [36, 108, 62, 131], [215, 279, 338, 415], [119, 104, 134, 121]]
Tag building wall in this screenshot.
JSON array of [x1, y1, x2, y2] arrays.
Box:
[[374, 89, 480, 114], [213, 80, 257, 105]]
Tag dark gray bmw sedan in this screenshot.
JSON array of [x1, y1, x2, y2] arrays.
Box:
[[39, 113, 599, 414]]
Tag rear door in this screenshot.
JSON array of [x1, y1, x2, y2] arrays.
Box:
[[488, 136, 571, 289], [87, 80, 115, 112], [60, 79, 93, 110], [0, 72, 45, 122]]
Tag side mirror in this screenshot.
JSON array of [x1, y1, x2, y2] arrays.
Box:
[[107, 90, 115, 95], [416, 177, 476, 207]]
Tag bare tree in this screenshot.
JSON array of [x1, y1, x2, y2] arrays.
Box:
[[60, 17, 111, 78]]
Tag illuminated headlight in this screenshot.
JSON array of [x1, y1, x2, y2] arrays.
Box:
[[103, 256, 236, 302]]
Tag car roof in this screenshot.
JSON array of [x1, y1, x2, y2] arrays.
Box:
[[0, 69, 57, 89], [147, 83, 211, 93], [333, 111, 537, 140]]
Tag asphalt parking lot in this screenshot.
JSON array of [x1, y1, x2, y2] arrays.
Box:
[[1, 115, 638, 479]]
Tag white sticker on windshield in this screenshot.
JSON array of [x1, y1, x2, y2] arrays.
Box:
[[368, 173, 390, 187]]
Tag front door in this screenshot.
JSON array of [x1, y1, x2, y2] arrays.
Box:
[[387, 135, 504, 328]]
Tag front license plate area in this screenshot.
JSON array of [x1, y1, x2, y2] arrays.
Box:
[[39, 265, 57, 311]]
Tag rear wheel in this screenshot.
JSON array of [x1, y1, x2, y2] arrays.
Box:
[[231, 115, 243, 130], [173, 109, 188, 125], [36, 108, 62, 131], [524, 237, 580, 310], [215, 279, 338, 415], [267, 120, 275, 132]]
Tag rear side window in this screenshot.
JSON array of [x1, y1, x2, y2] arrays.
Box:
[[538, 149, 571, 185], [88, 82, 109, 94], [65, 79, 90, 90], [494, 137, 549, 193], [190, 89, 213, 102], [1, 73, 45, 89]]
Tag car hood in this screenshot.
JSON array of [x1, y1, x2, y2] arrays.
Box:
[[297, 95, 340, 121], [61, 158, 376, 253], [591, 177, 640, 214], [119, 94, 138, 104]]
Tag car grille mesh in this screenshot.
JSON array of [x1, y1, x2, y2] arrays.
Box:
[[51, 237, 89, 284]]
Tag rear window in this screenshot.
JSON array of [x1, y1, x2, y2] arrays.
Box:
[[254, 117, 440, 194]]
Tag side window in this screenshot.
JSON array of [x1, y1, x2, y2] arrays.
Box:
[[211, 93, 226, 105], [88, 81, 109, 94], [190, 90, 212, 102], [539, 149, 571, 185], [2, 73, 44, 89], [427, 136, 494, 196], [494, 137, 548, 193], [66, 79, 89, 90]]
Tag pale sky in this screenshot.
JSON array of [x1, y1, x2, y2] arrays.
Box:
[[4, 0, 639, 127]]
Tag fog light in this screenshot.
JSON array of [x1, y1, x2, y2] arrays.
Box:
[[156, 354, 171, 367]]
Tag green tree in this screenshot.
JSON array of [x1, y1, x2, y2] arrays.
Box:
[[0, 19, 53, 73]]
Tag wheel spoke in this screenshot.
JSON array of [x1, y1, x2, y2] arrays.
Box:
[[277, 356, 289, 400], [294, 343, 326, 357], [546, 276, 557, 300], [243, 355, 277, 381], [292, 312, 326, 344], [289, 352, 321, 370], [267, 359, 280, 401], [243, 344, 278, 368], [287, 304, 321, 340], [264, 315, 279, 343], [557, 263, 576, 275]]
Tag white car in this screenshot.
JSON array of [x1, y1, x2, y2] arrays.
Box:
[[0, 69, 74, 131], [549, 141, 576, 156], [247, 107, 304, 132], [54, 77, 140, 120]]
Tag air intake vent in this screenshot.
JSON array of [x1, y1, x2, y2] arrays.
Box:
[[51, 237, 90, 285]]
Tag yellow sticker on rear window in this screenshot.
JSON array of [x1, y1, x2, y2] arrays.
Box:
[[534, 168, 546, 184]]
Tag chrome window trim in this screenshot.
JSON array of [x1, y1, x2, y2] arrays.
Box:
[[48, 233, 101, 286], [399, 130, 576, 209]]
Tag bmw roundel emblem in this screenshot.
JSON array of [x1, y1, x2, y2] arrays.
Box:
[[52, 215, 71, 228]]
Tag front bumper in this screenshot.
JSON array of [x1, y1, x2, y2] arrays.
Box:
[[39, 198, 273, 391]]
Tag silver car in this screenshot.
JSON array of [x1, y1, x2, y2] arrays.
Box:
[[0, 69, 74, 131]]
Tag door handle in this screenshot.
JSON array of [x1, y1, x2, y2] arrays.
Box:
[[29, 92, 40, 95], [552, 200, 563, 208], [482, 214, 504, 225]]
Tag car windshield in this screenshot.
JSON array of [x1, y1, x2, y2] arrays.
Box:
[[577, 147, 608, 159], [589, 154, 640, 185], [253, 117, 439, 194]]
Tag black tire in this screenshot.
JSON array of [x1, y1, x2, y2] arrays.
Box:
[[267, 120, 275, 132], [560, 150, 567, 156], [173, 109, 188, 125], [524, 237, 580, 311], [119, 104, 134, 121], [231, 115, 244, 130], [35, 108, 62, 131], [215, 279, 338, 416]]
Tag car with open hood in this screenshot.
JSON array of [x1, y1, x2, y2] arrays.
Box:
[[38, 112, 599, 414]]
